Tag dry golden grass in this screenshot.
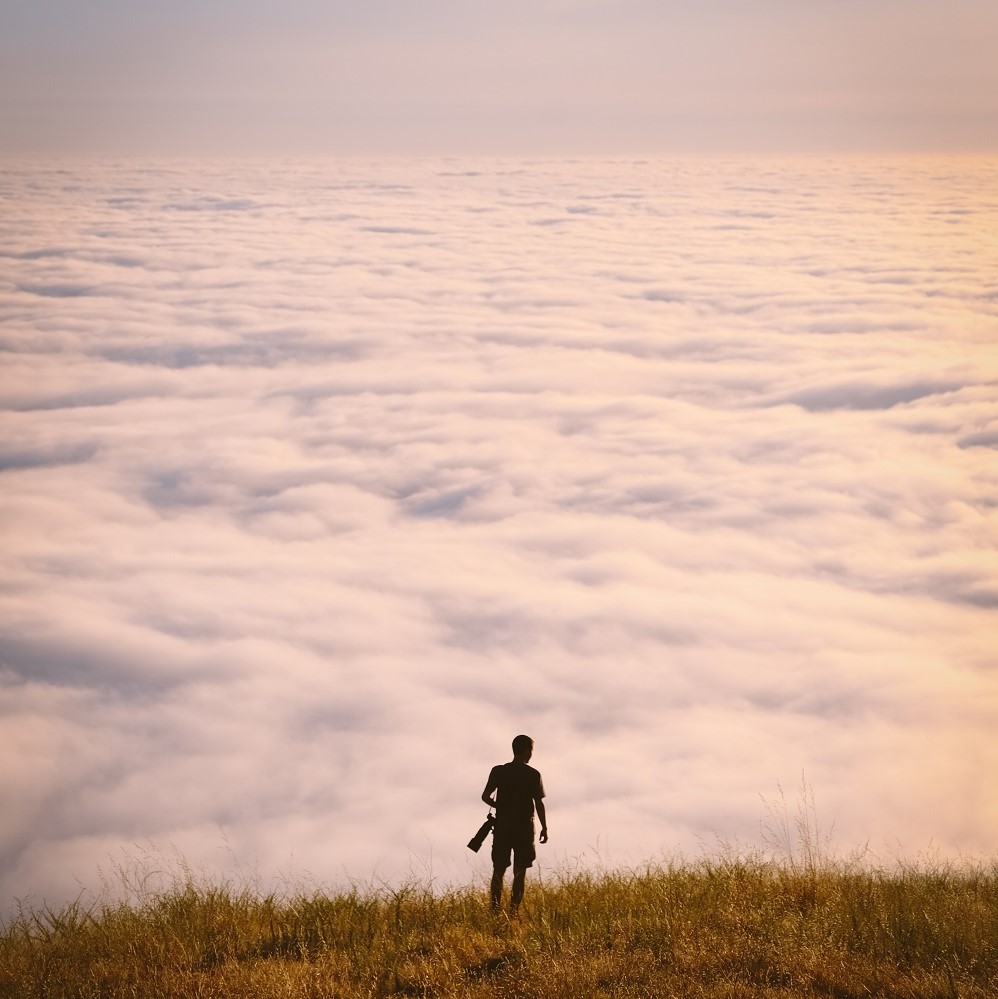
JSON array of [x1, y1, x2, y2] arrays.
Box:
[[2, 854, 996, 998]]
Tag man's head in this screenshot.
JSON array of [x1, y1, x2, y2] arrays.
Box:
[[512, 734, 534, 762]]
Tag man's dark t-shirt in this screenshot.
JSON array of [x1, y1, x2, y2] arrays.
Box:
[[486, 762, 545, 828]]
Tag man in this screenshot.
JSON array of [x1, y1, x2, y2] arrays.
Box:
[[482, 734, 548, 915]]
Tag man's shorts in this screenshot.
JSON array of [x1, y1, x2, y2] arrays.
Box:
[[491, 820, 536, 871]]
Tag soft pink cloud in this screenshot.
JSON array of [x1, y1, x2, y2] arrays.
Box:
[[1, 156, 996, 909]]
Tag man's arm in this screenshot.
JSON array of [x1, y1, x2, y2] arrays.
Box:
[[534, 770, 548, 843], [482, 767, 499, 809]]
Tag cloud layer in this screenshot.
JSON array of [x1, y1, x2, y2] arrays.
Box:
[[1, 157, 996, 907]]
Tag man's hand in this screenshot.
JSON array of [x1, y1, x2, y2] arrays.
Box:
[[539, 827, 549, 844]]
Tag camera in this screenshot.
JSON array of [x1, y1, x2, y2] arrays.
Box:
[[467, 812, 495, 852]]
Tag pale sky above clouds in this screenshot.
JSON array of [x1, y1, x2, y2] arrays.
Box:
[[1, 0, 997, 153], [1, 157, 996, 907]]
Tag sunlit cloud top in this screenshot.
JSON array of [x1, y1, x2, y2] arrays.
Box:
[[1, 157, 996, 908], [1, 0, 996, 153]]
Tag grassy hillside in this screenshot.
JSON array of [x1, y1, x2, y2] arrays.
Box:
[[2, 857, 996, 998]]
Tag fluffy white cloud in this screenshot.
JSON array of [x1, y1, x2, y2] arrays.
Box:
[[1, 157, 996, 908]]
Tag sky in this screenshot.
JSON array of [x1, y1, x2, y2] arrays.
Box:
[[1, 156, 996, 908], [1, 0, 997, 154]]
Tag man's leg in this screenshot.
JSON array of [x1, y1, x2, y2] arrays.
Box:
[[509, 824, 535, 916], [510, 864, 527, 915], [491, 828, 512, 914], [490, 866, 505, 913]]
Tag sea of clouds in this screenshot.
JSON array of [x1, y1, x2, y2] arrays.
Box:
[[1, 157, 996, 908]]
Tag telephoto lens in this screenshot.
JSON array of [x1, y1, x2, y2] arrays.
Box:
[[467, 813, 495, 852]]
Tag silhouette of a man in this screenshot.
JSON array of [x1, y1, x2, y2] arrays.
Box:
[[482, 734, 548, 915]]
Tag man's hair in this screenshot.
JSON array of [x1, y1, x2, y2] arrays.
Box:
[[512, 734, 533, 756]]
